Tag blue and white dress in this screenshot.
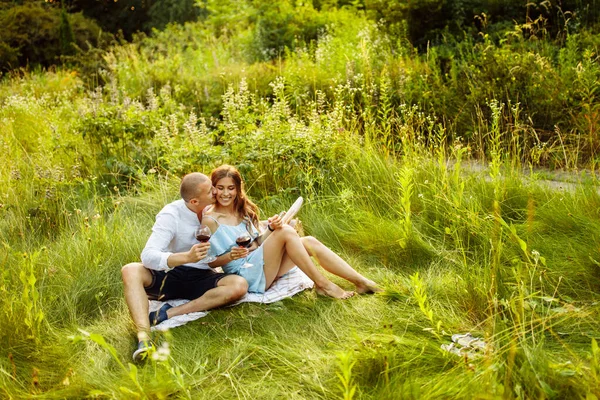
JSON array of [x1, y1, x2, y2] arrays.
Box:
[[206, 216, 267, 294]]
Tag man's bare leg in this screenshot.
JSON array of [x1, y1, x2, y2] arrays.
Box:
[[167, 275, 248, 318], [123, 264, 248, 325], [121, 262, 154, 341]]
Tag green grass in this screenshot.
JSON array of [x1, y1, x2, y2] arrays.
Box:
[[2, 152, 600, 398], [1, 12, 600, 396]]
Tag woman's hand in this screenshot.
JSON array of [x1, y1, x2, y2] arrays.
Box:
[[229, 246, 249, 260], [267, 212, 285, 230], [247, 240, 259, 251]]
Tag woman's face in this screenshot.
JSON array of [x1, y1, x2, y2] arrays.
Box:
[[215, 176, 238, 207]]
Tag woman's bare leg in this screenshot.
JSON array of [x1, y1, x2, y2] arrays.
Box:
[[262, 225, 354, 299], [274, 251, 297, 281], [301, 236, 381, 294]]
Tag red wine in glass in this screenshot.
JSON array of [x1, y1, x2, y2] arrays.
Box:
[[236, 234, 253, 268], [195, 225, 216, 263], [236, 235, 252, 248], [196, 234, 211, 243]]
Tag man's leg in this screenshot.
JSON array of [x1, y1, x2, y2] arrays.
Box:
[[167, 274, 248, 318], [121, 262, 154, 341]]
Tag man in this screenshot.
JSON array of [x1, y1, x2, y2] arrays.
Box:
[[121, 172, 248, 361]]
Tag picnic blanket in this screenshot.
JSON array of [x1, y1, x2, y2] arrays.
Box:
[[149, 267, 314, 331]]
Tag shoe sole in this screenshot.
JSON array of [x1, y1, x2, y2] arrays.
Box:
[[133, 347, 151, 362]]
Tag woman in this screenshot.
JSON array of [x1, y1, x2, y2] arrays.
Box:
[[202, 165, 380, 299]]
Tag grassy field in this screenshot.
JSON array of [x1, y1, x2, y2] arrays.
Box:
[[2, 127, 600, 398], [2, 7, 600, 398]]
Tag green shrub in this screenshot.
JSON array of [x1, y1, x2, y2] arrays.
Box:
[[146, 0, 206, 31], [0, 2, 102, 71], [252, 0, 326, 61]]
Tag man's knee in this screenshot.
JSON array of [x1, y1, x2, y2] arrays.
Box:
[[220, 275, 248, 301], [121, 262, 146, 283], [230, 275, 249, 298]]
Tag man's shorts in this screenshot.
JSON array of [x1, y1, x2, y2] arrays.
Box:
[[144, 266, 226, 301]]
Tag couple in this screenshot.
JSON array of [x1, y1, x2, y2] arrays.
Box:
[[122, 165, 380, 361]]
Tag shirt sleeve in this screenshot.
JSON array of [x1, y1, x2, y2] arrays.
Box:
[[141, 209, 177, 271]]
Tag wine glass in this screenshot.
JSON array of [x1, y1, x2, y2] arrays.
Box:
[[235, 233, 253, 268], [195, 225, 216, 263]]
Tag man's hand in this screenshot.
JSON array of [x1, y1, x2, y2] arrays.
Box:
[[187, 242, 210, 263]]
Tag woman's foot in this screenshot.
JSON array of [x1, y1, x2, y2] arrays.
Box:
[[316, 282, 355, 299], [355, 279, 382, 294]]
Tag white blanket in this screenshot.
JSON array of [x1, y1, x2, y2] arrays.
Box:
[[149, 267, 314, 331]]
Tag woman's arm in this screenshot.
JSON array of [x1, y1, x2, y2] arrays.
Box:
[[208, 246, 249, 268], [254, 213, 284, 246], [201, 214, 225, 268], [201, 214, 219, 235]]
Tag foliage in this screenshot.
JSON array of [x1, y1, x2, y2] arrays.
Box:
[[0, 2, 103, 71], [69, 0, 151, 39], [59, 8, 75, 56], [364, 0, 600, 48], [251, 0, 326, 61], [83, 4, 600, 164], [146, 0, 207, 31], [1, 1, 600, 398], [67, 0, 206, 39]]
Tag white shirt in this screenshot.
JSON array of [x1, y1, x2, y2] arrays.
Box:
[[141, 199, 210, 271]]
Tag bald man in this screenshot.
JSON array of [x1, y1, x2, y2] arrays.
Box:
[[121, 173, 248, 361]]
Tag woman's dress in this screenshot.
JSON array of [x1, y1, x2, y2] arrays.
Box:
[[207, 218, 267, 294]]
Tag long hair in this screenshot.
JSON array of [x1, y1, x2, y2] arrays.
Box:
[[210, 165, 260, 229]]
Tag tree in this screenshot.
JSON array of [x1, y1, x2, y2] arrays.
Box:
[[59, 8, 75, 55], [0, 1, 102, 71], [146, 0, 206, 31]]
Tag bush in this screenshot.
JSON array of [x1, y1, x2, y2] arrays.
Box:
[[145, 0, 207, 31], [0, 2, 102, 71], [252, 0, 326, 61], [364, 0, 600, 48]]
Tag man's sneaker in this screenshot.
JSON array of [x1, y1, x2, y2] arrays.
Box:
[[132, 340, 154, 362], [149, 303, 173, 327]]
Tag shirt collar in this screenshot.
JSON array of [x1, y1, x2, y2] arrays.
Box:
[[180, 200, 202, 224]]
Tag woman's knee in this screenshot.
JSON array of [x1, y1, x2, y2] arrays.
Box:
[[278, 224, 299, 239], [301, 236, 320, 246], [301, 236, 322, 255]]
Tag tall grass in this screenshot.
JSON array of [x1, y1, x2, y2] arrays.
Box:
[[1, 11, 600, 398]]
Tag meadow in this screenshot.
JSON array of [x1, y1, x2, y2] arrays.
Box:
[[1, 3, 600, 399]]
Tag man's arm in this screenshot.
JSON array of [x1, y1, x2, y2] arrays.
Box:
[[141, 210, 210, 270], [141, 211, 177, 271], [165, 244, 209, 268]]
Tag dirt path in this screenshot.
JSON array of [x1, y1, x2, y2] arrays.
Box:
[[459, 160, 600, 193]]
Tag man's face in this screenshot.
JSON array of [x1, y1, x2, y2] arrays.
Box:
[[193, 180, 216, 208]]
